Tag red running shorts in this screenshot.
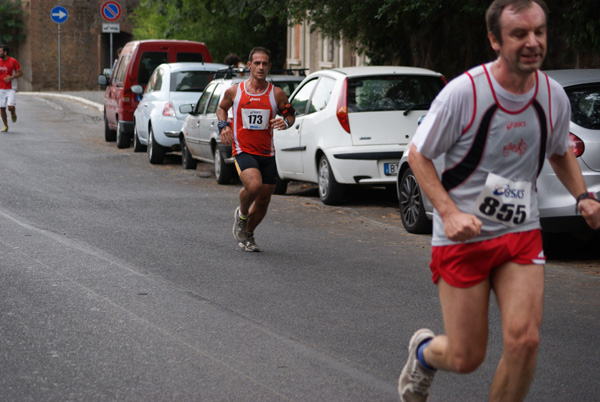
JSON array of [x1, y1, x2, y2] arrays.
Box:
[[430, 229, 545, 288]]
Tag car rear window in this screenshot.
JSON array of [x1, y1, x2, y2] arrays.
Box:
[[137, 52, 168, 85], [347, 75, 444, 113], [176, 52, 205, 63], [172, 71, 215, 92], [566, 84, 600, 130]]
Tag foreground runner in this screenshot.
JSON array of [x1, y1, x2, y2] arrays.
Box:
[[218, 47, 295, 252], [398, 0, 600, 401]]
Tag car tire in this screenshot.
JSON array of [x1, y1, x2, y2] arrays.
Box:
[[133, 124, 146, 152], [318, 155, 344, 205], [398, 167, 432, 234], [214, 147, 232, 184], [116, 120, 130, 149], [273, 172, 288, 195], [147, 126, 165, 164], [181, 138, 197, 170], [104, 112, 116, 142]]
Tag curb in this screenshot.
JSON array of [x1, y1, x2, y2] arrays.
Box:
[[20, 92, 103, 112]]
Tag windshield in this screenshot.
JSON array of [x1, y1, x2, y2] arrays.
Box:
[[347, 75, 444, 113]]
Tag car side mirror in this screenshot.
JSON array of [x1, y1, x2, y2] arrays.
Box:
[[131, 85, 143, 95], [97, 74, 108, 86], [179, 104, 194, 114]]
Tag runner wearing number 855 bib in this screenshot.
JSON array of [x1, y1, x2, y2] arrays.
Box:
[[397, 2, 600, 402]]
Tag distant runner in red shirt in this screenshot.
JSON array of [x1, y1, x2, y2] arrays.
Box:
[[218, 47, 295, 252], [0, 45, 23, 132]]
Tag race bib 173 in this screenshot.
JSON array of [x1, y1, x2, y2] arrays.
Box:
[[241, 108, 270, 130]]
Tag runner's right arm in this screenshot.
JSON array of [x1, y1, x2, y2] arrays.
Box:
[[407, 143, 482, 242]]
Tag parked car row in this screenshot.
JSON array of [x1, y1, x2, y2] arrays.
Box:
[[99, 42, 599, 236], [396, 69, 600, 236]]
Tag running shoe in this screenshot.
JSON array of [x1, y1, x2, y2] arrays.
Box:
[[232, 206, 247, 242], [239, 232, 260, 252], [398, 328, 436, 402], [1, 126, 7, 132], [10, 110, 16, 123]]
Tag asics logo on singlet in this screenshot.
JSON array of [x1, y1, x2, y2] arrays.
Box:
[[506, 121, 526, 130], [493, 184, 525, 199], [503, 138, 527, 157], [248, 97, 261, 102]]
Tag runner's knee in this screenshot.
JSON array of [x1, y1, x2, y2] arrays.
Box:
[[447, 348, 486, 374], [504, 325, 540, 360]]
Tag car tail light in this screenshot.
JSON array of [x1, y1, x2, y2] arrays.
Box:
[[569, 132, 584, 157], [163, 102, 175, 117], [336, 77, 350, 134], [121, 88, 132, 105]]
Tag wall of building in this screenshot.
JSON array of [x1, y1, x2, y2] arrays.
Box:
[[17, 0, 138, 91], [286, 21, 368, 74]]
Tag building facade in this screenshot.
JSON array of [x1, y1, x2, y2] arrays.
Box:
[[17, 0, 138, 91], [285, 21, 368, 74]]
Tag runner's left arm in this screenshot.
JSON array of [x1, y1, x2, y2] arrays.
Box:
[[270, 87, 295, 130]]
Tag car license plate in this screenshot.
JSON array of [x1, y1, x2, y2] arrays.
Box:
[[384, 163, 398, 176]]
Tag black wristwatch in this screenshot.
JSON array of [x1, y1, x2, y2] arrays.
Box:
[[575, 191, 598, 212], [218, 120, 230, 134]]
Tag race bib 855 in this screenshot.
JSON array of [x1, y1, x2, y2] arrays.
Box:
[[471, 173, 531, 227]]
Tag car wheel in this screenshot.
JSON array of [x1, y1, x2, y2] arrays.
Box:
[[147, 126, 164, 164], [318, 155, 344, 205], [214, 148, 232, 184], [399, 167, 432, 234], [104, 112, 116, 142], [133, 124, 146, 152], [273, 172, 288, 195], [181, 138, 197, 170], [116, 120, 130, 149]]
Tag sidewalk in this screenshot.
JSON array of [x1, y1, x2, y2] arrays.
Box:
[[20, 90, 105, 112]]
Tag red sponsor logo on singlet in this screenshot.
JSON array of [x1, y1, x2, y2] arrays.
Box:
[[503, 138, 528, 157], [506, 121, 526, 130]]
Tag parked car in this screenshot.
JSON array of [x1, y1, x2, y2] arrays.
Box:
[[97, 40, 213, 149], [272, 66, 446, 205], [397, 69, 600, 235], [179, 69, 304, 184], [131, 62, 226, 164]]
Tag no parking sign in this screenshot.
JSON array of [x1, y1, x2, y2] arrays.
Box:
[[101, 1, 121, 22]]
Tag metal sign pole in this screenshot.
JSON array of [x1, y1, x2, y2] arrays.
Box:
[[110, 32, 113, 68], [58, 24, 61, 93]]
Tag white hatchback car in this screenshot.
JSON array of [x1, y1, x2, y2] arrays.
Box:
[[131, 62, 226, 164], [273, 66, 446, 205]]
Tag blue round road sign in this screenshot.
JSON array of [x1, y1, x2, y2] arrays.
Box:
[[50, 6, 68, 24], [101, 1, 122, 22]]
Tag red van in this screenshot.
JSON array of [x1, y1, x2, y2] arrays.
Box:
[[98, 40, 212, 148]]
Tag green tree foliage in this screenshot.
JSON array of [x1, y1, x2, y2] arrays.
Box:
[[132, 0, 600, 78], [0, 0, 26, 45], [248, 0, 600, 77], [131, 0, 287, 67]]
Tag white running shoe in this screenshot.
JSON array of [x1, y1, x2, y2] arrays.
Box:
[[398, 329, 436, 402]]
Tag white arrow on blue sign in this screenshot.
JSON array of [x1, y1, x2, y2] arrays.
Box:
[[50, 6, 68, 24]]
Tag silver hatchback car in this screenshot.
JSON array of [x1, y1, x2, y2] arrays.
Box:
[[397, 69, 600, 235]]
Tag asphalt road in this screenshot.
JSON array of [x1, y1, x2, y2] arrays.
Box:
[[0, 92, 598, 401]]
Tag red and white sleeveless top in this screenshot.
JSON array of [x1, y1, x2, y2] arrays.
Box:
[[231, 80, 277, 156]]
